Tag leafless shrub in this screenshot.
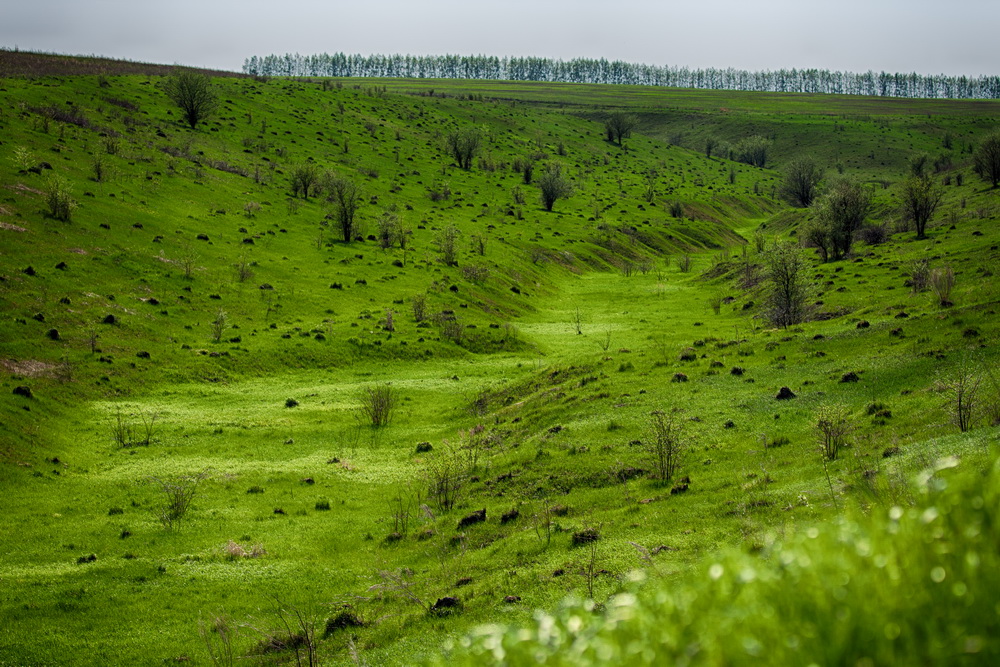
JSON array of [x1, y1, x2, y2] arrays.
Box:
[[109, 406, 159, 447], [360, 383, 396, 428], [929, 265, 955, 306], [243, 201, 261, 218], [246, 600, 318, 666], [211, 160, 248, 177], [424, 441, 465, 512], [199, 613, 237, 667], [150, 469, 211, 530], [816, 404, 852, 460], [370, 568, 429, 611], [646, 410, 686, 482], [938, 354, 982, 432]]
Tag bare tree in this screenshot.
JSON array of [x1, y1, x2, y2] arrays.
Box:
[[164, 71, 218, 130], [763, 241, 812, 328], [780, 157, 823, 207], [973, 131, 1000, 188], [325, 174, 362, 242], [537, 163, 573, 212], [446, 127, 482, 170], [900, 175, 943, 239]]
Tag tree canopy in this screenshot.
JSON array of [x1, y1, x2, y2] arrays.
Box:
[[164, 71, 218, 130]]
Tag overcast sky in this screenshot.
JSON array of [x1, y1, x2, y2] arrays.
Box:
[[2, 0, 996, 76]]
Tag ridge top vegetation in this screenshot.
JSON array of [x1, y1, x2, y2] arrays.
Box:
[[243, 52, 1000, 99]]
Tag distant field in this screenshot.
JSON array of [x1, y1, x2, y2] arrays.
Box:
[[336, 77, 1000, 116]]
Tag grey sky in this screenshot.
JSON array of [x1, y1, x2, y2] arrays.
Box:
[[2, 0, 996, 76]]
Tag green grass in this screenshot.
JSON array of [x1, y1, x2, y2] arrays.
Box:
[[430, 446, 1000, 665], [0, 59, 998, 665]]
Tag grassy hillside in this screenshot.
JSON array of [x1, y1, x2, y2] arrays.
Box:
[[1, 61, 998, 665]]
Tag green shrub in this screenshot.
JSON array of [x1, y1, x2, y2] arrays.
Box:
[[44, 176, 77, 221]]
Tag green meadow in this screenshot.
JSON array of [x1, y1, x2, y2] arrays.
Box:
[[0, 57, 998, 665]]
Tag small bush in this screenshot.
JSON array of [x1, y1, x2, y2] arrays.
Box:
[[572, 528, 601, 546], [858, 223, 889, 245], [45, 176, 77, 221], [360, 384, 396, 427], [929, 266, 955, 306], [646, 410, 686, 481], [908, 259, 930, 293], [816, 404, 852, 460], [412, 294, 429, 322], [150, 470, 210, 531], [324, 609, 364, 636]]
